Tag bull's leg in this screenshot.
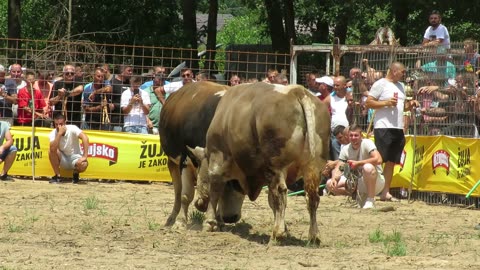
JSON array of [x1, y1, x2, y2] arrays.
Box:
[[165, 159, 182, 227], [180, 165, 196, 226], [267, 170, 288, 242], [303, 164, 321, 245], [204, 177, 226, 232]]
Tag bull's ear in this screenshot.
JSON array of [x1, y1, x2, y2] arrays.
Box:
[[187, 146, 205, 160]]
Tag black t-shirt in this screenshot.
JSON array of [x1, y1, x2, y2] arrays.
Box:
[[52, 80, 82, 126], [109, 77, 129, 126]]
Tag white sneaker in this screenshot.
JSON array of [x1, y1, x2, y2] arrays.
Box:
[[362, 199, 375, 209]]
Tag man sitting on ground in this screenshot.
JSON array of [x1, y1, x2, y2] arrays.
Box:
[[326, 124, 385, 209]]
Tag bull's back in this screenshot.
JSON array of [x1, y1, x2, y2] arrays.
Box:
[[207, 83, 330, 198], [159, 81, 229, 159]]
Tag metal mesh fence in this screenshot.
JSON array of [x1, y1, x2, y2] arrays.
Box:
[[0, 38, 290, 129], [292, 41, 480, 138]]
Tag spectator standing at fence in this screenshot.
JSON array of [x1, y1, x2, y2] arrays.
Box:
[[330, 76, 350, 160], [1, 63, 24, 121], [315, 75, 334, 105], [305, 72, 319, 95], [422, 10, 450, 49], [140, 66, 169, 90], [0, 120, 17, 181], [83, 68, 112, 130], [229, 74, 241, 86], [34, 70, 54, 118], [17, 71, 51, 127], [121, 76, 151, 134], [100, 64, 113, 81], [144, 73, 166, 134], [327, 124, 385, 209], [263, 68, 278, 84], [366, 62, 419, 201], [109, 64, 133, 132], [50, 64, 84, 128], [462, 39, 480, 74], [162, 67, 194, 95], [49, 113, 89, 184]]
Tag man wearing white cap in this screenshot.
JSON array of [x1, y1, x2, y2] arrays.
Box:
[[315, 75, 334, 106]]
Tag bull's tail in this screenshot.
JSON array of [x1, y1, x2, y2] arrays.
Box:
[[298, 94, 318, 159]]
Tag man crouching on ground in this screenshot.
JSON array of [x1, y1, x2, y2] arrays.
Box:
[[49, 113, 89, 184], [326, 124, 385, 209]]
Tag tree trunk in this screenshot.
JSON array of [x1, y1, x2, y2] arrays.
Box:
[[392, 0, 409, 46], [283, 0, 296, 45], [182, 0, 199, 70], [264, 0, 288, 52], [206, 0, 218, 72], [7, 0, 22, 61]]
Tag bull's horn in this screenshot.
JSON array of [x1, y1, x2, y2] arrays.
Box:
[[187, 146, 205, 160]]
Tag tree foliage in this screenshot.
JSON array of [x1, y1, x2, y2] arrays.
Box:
[[1, 0, 480, 50]]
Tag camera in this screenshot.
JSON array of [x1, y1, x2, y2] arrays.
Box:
[[133, 89, 139, 95]]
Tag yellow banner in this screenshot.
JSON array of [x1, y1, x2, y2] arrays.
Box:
[[393, 135, 479, 196], [7, 127, 480, 195], [9, 127, 172, 182]]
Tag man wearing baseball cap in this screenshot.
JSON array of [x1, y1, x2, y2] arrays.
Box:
[[315, 76, 334, 106]]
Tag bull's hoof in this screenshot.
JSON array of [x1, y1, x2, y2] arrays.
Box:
[[307, 236, 321, 247], [172, 220, 187, 230], [194, 198, 208, 212], [164, 215, 176, 227], [203, 219, 219, 232]]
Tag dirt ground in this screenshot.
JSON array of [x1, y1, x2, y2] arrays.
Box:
[[1, 178, 480, 270]]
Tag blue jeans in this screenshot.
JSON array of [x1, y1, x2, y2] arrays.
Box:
[[123, 125, 148, 134]]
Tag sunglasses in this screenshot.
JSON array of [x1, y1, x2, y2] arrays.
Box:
[[182, 73, 192, 78], [64, 72, 74, 76]]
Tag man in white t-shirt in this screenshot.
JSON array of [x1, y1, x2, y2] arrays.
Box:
[[422, 10, 450, 49], [366, 62, 419, 202], [330, 76, 349, 160], [49, 113, 89, 184], [327, 124, 384, 209], [121, 75, 151, 134]]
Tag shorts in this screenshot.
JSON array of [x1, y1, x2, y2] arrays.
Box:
[[0, 145, 17, 161], [60, 153, 82, 170], [358, 173, 385, 195], [374, 128, 405, 163]]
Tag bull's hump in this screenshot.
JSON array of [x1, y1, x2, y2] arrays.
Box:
[[272, 84, 290, 94]]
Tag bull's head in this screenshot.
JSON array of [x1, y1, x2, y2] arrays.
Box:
[[187, 146, 245, 224]]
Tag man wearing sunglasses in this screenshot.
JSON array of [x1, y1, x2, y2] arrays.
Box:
[[49, 64, 84, 128], [162, 67, 195, 95]]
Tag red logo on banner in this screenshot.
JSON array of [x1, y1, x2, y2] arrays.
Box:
[[432, 150, 450, 175], [81, 143, 119, 165]]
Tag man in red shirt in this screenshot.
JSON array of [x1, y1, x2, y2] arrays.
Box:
[[17, 71, 51, 127]]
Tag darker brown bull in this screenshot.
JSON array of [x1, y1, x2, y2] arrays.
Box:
[[192, 82, 330, 244], [159, 81, 244, 228]]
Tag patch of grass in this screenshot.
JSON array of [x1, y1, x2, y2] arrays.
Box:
[[369, 228, 384, 243], [189, 210, 205, 225], [385, 241, 407, 257], [80, 220, 94, 234], [147, 220, 161, 231], [368, 228, 407, 257], [6, 220, 24, 233], [83, 194, 99, 210]]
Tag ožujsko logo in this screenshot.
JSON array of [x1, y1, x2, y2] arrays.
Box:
[[432, 150, 450, 175], [82, 143, 118, 165]]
